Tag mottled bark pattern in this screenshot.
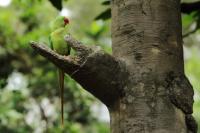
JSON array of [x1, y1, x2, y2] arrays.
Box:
[[165, 72, 194, 114], [186, 114, 198, 133], [111, 0, 196, 132]]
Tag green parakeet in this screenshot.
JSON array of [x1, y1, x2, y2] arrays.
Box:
[[49, 16, 70, 125]]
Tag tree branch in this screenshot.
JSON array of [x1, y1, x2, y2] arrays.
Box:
[[30, 41, 80, 74], [181, 1, 200, 14], [30, 35, 127, 107], [183, 20, 200, 38], [183, 28, 198, 38]]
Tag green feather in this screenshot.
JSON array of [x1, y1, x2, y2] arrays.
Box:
[[50, 27, 70, 55], [49, 36, 53, 50], [50, 16, 66, 31]]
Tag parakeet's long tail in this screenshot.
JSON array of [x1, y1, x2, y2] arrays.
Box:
[[58, 69, 64, 125]]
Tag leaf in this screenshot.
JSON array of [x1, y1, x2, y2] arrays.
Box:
[[49, 0, 62, 11], [192, 11, 200, 18], [102, 0, 110, 5], [182, 14, 194, 27], [95, 8, 111, 20]]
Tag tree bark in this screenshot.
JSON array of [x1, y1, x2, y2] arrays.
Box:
[[30, 0, 197, 132], [110, 0, 196, 132]]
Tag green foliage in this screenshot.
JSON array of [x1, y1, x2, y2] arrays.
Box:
[[49, 0, 63, 10], [0, 0, 110, 132], [102, 0, 110, 5], [182, 14, 194, 28], [95, 0, 111, 20], [95, 8, 111, 21]]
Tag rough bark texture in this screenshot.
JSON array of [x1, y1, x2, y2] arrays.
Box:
[[30, 0, 197, 132], [110, 0, 196, 132]]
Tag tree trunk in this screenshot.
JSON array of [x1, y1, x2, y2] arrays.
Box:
[[30, 0, 197, 132], [110, 0, 196, 132]]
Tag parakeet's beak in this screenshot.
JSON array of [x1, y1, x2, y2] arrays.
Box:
[[64, 17, 69, 26]]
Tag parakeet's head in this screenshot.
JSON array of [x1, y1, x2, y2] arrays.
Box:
[[50, 16, 69, 31]]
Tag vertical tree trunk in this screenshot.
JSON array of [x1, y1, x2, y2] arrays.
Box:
[[110, 0, 195, 132], [30, 0, 197, 132]]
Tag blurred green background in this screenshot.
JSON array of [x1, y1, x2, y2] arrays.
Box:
[[0, 0, 199, 132]]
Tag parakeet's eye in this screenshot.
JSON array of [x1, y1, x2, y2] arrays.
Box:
[[64, 17, 69, 25]]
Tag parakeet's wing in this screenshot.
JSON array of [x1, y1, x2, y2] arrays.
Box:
[[49, 36, 54, 50], [49, 28, 70, 55]]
